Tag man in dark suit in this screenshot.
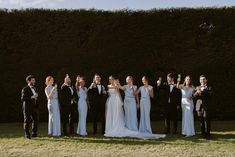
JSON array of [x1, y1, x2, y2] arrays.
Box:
[[59, 74, 78, 136], [21, 75, 39, 139], [88, 74, 107, 135], [157, 73, 182, 134], [194, 75, 213, 139]]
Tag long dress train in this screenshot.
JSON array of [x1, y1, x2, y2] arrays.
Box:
[[104, 88, 165, 139]]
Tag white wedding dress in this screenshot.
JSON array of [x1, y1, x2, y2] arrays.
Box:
[[104, 88, 166, 139]]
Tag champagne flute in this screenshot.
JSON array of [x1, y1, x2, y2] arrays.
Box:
[[157, 77, 162, 86], [177, 74, 181, 82], [66, 74, 69, 78]]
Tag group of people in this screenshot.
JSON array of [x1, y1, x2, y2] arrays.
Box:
[[21, 73, 212, 139]]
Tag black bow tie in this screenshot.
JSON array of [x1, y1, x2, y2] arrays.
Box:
[[169, 84, 174, 85]]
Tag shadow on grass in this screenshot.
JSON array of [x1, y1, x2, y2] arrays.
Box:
[[23, 132, 234, 146], [0, 122, 234, 146]]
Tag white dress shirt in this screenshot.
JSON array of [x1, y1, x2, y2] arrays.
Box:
[[28, 84, 36, 96], [168, 83, 175, 103], [97, 84, 102, 94]]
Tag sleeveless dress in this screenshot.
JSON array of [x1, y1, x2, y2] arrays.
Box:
[[139, 85, 153, 133], [104, 88, 165, 139], [77, 87, 88, 136], [45, 85, 61, 136], [181, 86, 195, 136], [123, 85, 138, 131]]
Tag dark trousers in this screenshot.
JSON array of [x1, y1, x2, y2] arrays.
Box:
[[165, 118, 178, 133], [92, 105, 105, 134], [200, 112, 211, 138], [165, 104, 178, 133], [61, 105, 75, 135], [23, 106, 39, 137]]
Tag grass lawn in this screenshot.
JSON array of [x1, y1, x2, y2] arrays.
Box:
[[0, 121, 234, 157]]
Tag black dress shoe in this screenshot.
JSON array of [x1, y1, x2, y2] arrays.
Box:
[[25, 135, 31, 139]]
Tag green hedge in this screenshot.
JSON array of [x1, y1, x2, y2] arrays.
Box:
[[0, 8, 234, 122]]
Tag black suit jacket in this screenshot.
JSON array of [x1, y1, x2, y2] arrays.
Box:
[[87, 84, 106, 109], [59, 84, 78, 108], [21, 85, 38, 110], [195, 85, 213, 111], [158, 83, 182, 112]]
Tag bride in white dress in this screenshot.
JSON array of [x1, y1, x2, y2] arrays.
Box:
[[104, 76, 166, 139]]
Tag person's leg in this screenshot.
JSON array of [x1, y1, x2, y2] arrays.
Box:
[[32, 108, 39, 137], [205, 112, 211, 139], [69, 105, 75, 135], [165, 104, 171, 134], [165, 117, 170, 134], [23, 108, 32, 138], [200, 116, 206, 137], [92, 106, 98, 134], [101, 104, 106, 134], [173, 110, 178, 134], [61, 107, 68, 136], [101, 114, 105, 134]]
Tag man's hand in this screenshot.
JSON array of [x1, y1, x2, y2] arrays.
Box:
[[157, 80, 161, 87], [195, 90, 201, 96], [103, 90, 107, 95], [90, 83, 96, 88], [31, 95, 37, 99]]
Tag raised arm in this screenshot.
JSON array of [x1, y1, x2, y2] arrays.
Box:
[[89, 82, 96, 89], [117, 83, 125, 90], [176, 77, 183, 89], [45, 85, 57, 99]]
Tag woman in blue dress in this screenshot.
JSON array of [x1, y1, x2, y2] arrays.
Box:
[[119, 76, 139, 131], [76, 77, 89, 136], [45, 76, 61, 136], [136, 76, 154, 133]]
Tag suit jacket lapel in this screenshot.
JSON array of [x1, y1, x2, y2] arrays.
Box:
[[27, 86, 34, 96], [93, 86, 99, 95]]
